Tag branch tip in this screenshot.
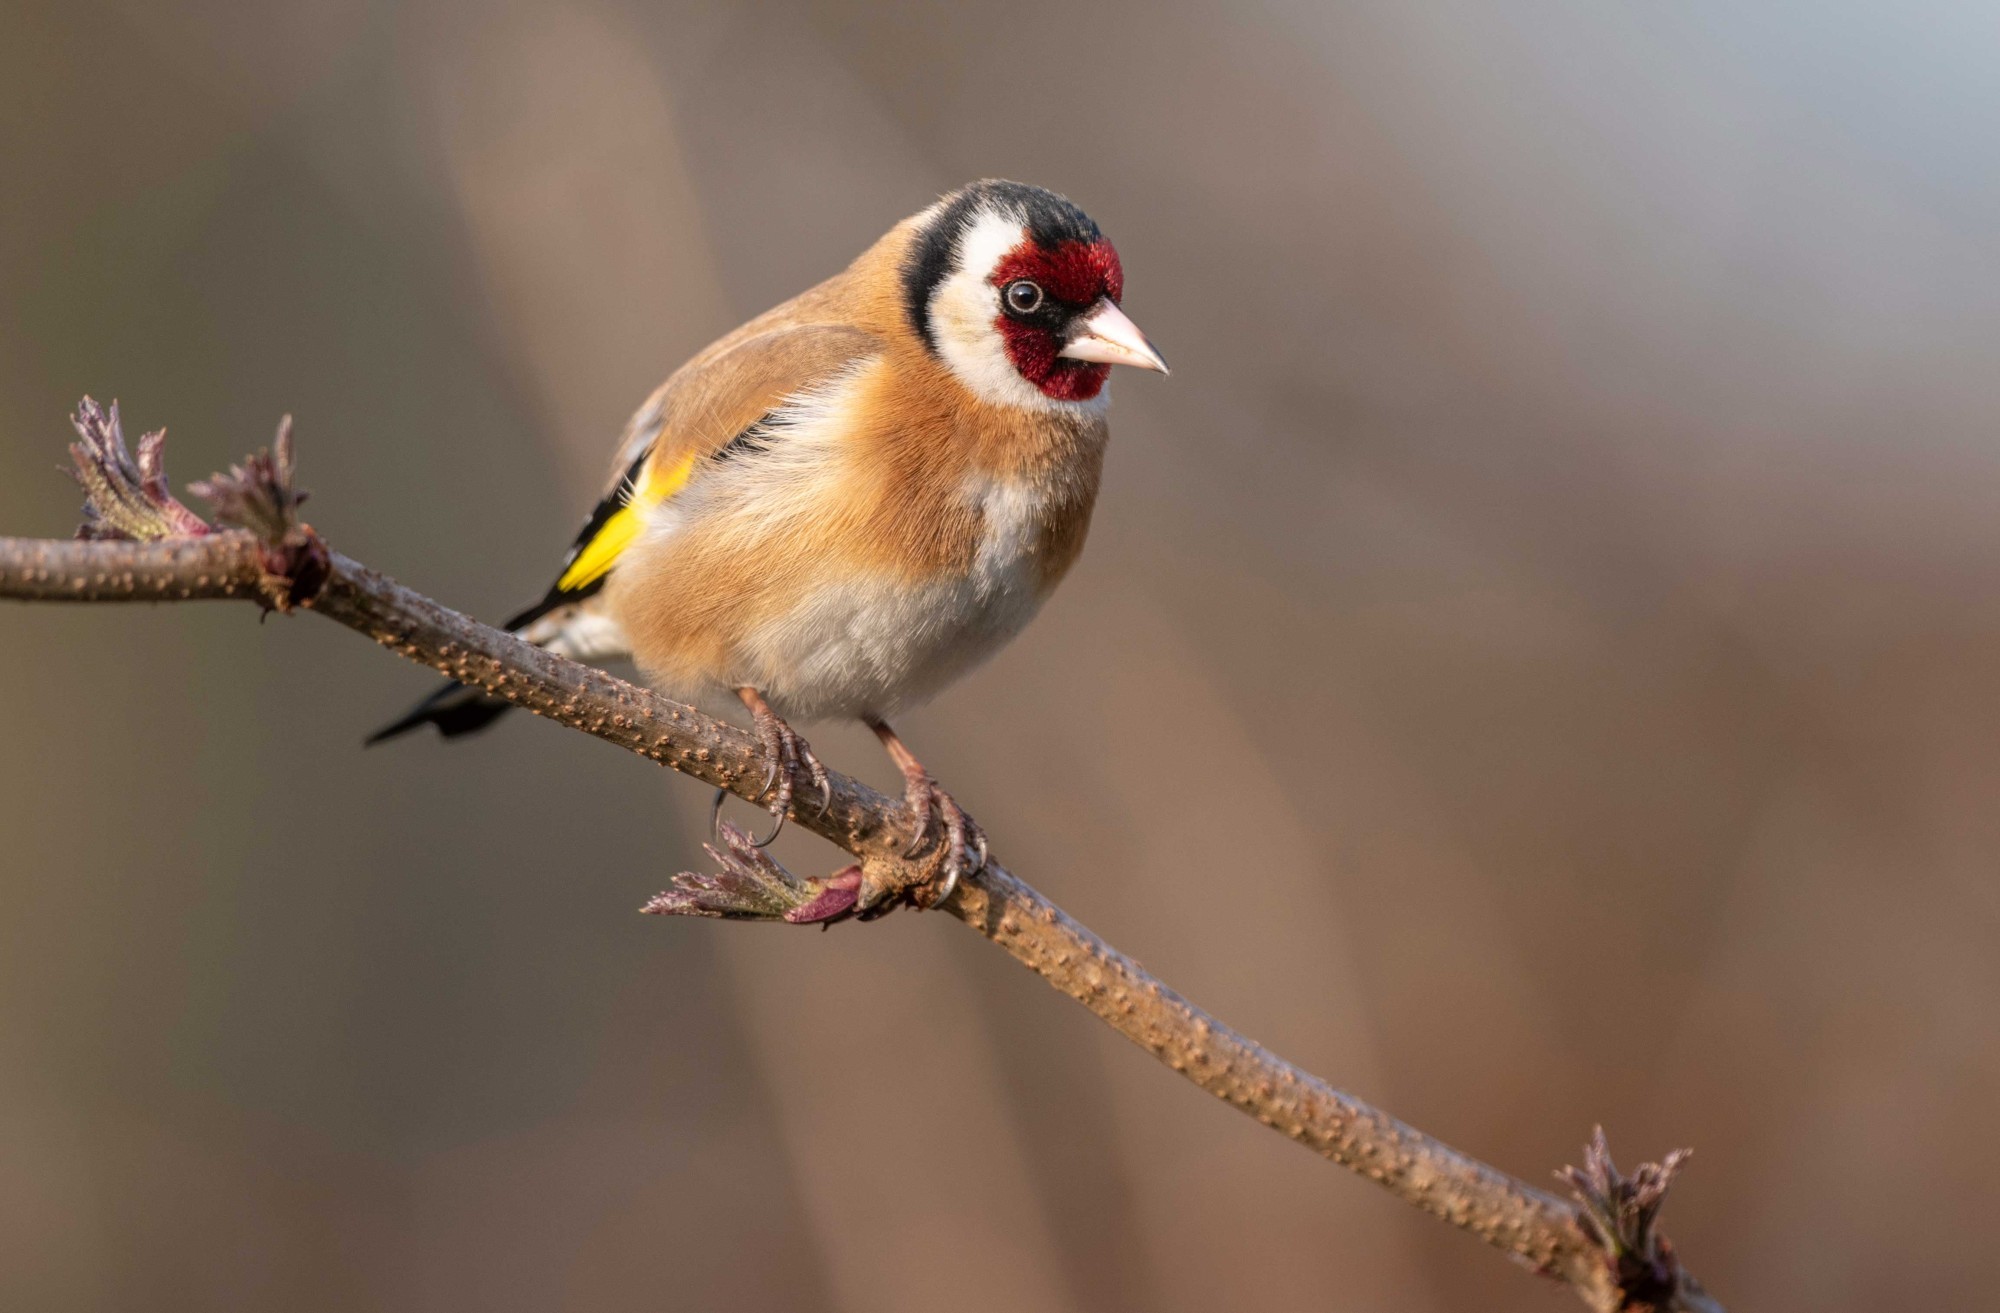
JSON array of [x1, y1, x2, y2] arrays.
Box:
[[187, 413, 327, 611], [643, 821, 862, 924], [67, 396, 212, 542], [189, 412, 310, 542], [1560, 1128, 1708, 1312]]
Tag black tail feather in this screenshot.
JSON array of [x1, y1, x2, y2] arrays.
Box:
[[365, 680, 516, 746]]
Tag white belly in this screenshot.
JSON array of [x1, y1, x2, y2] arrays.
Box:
[[737, 561, 1046, 722], [727, 473, 1047, 721]]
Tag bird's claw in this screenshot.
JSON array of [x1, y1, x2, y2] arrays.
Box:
[[897, 771, 986, 907], [744, 704, 828, 847]]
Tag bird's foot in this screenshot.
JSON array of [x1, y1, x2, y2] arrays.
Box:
[[895, 768, 988, 909], [736, 689, 830, 846], [866, 719, 986, 909]]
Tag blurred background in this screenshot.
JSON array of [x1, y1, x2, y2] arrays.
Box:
[[4, 2, 1998, 1309]]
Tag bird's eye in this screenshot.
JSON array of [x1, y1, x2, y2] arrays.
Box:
[[1003, 280, 1044, 315]]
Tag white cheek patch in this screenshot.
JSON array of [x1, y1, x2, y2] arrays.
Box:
[[927, 210, 1108, 416]]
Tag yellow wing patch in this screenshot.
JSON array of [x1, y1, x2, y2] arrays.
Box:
[[555, 451, 696, 592]]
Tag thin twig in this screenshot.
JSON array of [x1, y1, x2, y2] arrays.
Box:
[[0, 401, 1723, 1312]]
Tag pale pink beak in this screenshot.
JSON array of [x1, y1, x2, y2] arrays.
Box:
[[1057, 299, 1170, 374]]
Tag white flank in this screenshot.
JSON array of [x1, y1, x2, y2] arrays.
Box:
[[540, 610, 630, 662]]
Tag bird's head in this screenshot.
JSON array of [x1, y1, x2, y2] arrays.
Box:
[[903, 180, 1168, 411]]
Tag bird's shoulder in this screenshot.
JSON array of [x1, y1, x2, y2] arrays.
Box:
[[609, 321, 879, 493], [604, 227, 924, 491]]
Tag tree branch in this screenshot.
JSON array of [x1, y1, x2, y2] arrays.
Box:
[[0, 400, 1723, 1312]]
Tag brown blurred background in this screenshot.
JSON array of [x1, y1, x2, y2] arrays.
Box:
[[4, 2, 1998, 1309]]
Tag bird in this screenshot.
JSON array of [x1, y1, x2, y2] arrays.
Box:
[[369, 179, 1168, 904]]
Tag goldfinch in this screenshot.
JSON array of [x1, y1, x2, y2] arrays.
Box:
[[371, 180, 1168, 900]]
